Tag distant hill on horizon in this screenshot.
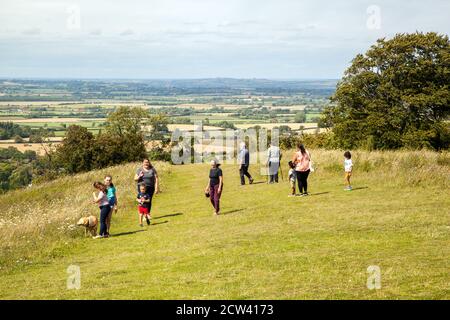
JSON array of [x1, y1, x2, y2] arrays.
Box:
[[0, 78, 338, 101]]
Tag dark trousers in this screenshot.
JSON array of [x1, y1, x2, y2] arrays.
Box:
[[147, 187, 155, 212], [269, 173, 279, 183], [268, 161, 279, 183], [99, 205, 111, 236], [296, 170, 310, 194], [240, 165, 253, 185], [209, 184, 221, 213]]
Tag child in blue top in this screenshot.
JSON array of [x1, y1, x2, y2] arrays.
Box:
[[104, 175, 118, 234]]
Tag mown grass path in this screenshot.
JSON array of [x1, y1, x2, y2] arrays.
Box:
[[0, 162, 448, 299]]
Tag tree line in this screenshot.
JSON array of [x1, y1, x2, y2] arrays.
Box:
[[0, 107, 171, 192]]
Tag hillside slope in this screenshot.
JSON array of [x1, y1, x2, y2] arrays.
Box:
[[0, 150, 449, 299]]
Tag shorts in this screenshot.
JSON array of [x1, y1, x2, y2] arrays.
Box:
[[138, 206, 149, 215]]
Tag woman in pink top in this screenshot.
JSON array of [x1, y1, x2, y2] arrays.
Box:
[[292, 144, 311, 196]]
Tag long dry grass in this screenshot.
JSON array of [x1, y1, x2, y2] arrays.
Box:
[[0, 161, 171, 269], [305, 149, 450, 187], [1, 151, 448, 270]]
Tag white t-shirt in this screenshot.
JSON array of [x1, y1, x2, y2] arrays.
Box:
[[267, 146, 281, 163], [98, 191, 110, 207], [344, 159, 353, 172]]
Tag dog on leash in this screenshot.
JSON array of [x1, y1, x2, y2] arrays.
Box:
[[77, 216, 98, 237]]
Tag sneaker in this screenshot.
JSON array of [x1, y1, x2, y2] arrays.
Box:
[[249, 178, 254, 184], [92, 235, 104, 239], [146, 218, 151, 225], [139, 223, 144, 227], [288, 194, 296, 197]]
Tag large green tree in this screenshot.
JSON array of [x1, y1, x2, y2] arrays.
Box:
[[146, 113, 169, 141], [55, 125, 96, 173], [324, 32, 450, 150], [55, 107, 149, 173], [96, 106, 148, 166]]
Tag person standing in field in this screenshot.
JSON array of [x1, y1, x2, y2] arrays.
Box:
[[134, 158, 159, 218], [104, 175, 118, 234], [238, 142, 254, 185], [267, 141, 281, 183], [92, 182, 111, 239], [205, 159, 223, 215], [344, 151, 353, 191], [292, 144, 311, 196]]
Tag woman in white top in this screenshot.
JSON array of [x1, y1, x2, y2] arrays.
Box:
[[92, 181, 111, 238]]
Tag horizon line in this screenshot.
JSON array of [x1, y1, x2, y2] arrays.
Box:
[[0, 76, 340, 81]]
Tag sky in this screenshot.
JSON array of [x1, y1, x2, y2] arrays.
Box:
[[0, 0, 449, 79]]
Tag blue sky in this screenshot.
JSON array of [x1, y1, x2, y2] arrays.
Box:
[[0, 0, 449, 79]]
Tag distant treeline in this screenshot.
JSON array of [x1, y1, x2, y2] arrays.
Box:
[[0, 78, 337, 101], [0, 122, 54, 142], [0, 107, 172, 193]]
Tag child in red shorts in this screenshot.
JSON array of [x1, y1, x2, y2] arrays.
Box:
[[137, 184, 151, 227]]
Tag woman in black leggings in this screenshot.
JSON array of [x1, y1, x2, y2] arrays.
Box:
[[292, 144, 311, 196]]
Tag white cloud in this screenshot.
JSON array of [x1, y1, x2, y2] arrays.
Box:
[[0, 0, 449, 78]]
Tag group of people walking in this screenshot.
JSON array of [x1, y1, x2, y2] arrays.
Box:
[[205, 142, 322, 215], [90, 143, 354, 236], [91, 158, 159, 238]]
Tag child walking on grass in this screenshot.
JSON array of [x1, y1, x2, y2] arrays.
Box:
[[288, 161, 296, 196], [137, 184, 151, 227], [344, 151, 353, 191]]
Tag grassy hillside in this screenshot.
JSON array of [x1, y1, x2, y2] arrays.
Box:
[[0, 150, 449, 299]]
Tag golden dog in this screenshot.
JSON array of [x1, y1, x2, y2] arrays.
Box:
[[77, 216, 98, 237]]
